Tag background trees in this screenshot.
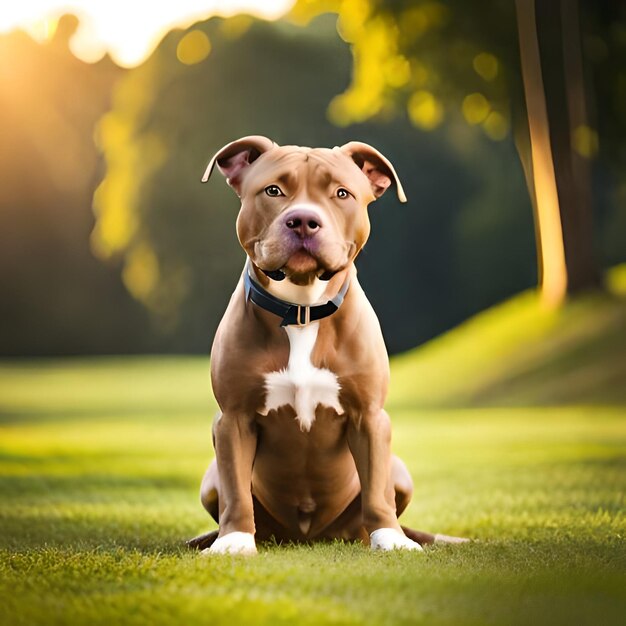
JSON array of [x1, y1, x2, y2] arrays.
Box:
[[291, 0, 625, 305], [0, 16, 153, 355], [1, 3, 624, 355]]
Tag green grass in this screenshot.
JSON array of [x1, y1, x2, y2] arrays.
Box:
[[0, 359, 624, 625], [391, 274, 626, 407], [1, 276, 625, 625]]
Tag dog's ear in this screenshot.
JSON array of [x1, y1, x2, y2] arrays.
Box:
[[339, 141, 407, 203], [202, 135, 276, 195]]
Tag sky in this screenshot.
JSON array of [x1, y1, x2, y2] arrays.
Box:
[[0, 0, 295, 67]]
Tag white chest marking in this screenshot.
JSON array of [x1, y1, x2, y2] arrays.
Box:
[[260, 323, 343, 431]]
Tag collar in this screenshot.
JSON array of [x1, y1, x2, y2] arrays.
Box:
[[244, 266, 350, 327]]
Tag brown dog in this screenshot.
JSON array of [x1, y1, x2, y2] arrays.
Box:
[[189, 136, 463, 554]]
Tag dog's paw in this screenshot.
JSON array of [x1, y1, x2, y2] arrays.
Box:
[[370, 528, 424, 552], [202, 531, 257, 556]]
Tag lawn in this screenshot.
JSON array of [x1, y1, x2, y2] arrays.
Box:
[[0, 352, 624, 625], [391, 278, 626, 408]]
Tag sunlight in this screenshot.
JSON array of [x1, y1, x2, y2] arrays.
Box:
[[0, 0, 295, 67]]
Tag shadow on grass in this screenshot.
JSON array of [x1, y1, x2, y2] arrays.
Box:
[[0, 471, 207, 553], [0, 504, 209, 553], [0, 406, 209, 425], [0, 471, 195, 496]]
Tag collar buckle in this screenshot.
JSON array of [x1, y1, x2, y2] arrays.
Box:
[[296, 305, 311, 326]]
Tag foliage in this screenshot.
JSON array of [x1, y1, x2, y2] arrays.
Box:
[[4, 5, 626, 356], [0, 351, 624, 625], [291, 0, 519, 140], [290, 0, 626, 287], [0, 20, 151, 356], [290, 1, 626, 163]]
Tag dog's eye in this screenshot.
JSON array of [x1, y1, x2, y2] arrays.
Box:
[[265, 185, 284, 197], [336, 188, 351, 199]]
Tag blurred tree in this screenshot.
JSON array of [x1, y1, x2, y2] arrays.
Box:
[[0, 16, 153, 356], [515, 0, 599, 305], [3, 7, 622, 356], [93, 14, 535, 353], [290, 0, 622, 306]]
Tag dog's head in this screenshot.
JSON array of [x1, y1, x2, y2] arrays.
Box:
[[203, 136, 406, 285]]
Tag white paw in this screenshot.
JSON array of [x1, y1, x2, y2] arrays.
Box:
[[202, 531, 257, 555], [370, 528, 424, 552]]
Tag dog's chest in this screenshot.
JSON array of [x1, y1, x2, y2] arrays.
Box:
[[259, 323, 343, 431]]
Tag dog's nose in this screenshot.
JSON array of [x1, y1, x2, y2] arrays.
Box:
[[283, 209, 322, 238]]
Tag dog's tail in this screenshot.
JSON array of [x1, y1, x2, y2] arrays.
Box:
[[186, 530, 219, 551], [401, 526, 470, 546]]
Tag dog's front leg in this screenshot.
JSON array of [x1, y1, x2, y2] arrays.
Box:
[[208, 413, 258, 555], [348, 410, 423, 552]]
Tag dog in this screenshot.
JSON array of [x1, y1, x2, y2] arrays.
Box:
[[188, 136, 465, 554]]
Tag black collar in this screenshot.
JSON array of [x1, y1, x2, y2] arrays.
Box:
[[244, 268, 350, 327]]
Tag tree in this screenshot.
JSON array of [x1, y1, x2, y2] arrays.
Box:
[[515, 0, 600, 305], [0, 16, 152, 356], [291, 0, 613, 306]]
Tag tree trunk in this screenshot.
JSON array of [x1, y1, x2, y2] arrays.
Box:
[[515, 0, 600, 306]]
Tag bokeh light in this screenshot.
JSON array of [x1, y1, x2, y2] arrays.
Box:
[[176, 29, 212, 65], [461, 92, 490, 125], [407, 90, 444, 130], [571, 124, 600, 158], [472, 52, 499, 81]]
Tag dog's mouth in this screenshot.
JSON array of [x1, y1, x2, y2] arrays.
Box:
[[258, 254, 343, 285], [285, 248, 318, 274], [259, 250, 321, 286], [251, 237, 353, 284]]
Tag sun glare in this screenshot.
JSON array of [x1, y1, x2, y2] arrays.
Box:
[[0, 0, 295, 67]]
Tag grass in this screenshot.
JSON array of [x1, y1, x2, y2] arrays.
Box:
[[0, 363, 624, 625], [1, 278, 625, 625], [391, 275, 626, 407]]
